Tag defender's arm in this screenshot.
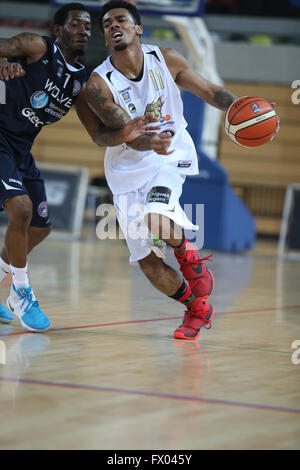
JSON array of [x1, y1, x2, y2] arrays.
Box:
[[0, 33, 46, 63]]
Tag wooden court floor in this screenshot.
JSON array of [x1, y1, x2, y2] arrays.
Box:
[[0, 235, 299, 450]]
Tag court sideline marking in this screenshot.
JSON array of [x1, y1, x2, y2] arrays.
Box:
[[0, 376, 299, 415], [1, 303, 300, 337]]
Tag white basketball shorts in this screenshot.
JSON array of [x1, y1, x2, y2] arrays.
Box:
[[113, 165, 198, 264]]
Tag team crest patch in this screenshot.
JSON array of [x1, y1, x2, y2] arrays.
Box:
[[38, 201, 49, 218], [145, 97, 164, 120], [72, 80, 81, 96]]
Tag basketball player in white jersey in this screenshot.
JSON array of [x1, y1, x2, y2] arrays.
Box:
[[85, 0, 240, 340]]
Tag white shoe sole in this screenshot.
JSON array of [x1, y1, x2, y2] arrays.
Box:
[[6, 298, 51, 333]]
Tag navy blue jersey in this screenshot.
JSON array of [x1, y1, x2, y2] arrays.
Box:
[[0, 36, 86, 155]]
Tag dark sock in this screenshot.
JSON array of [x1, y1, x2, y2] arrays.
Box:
[[169, 280, 195, 306]]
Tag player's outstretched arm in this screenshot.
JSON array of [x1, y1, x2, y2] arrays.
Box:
[[0, 33, 46, 63], [75, 86, 159, 147], [161, 47, 239, 112]]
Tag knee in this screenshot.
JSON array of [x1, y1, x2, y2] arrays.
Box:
[[5, 195, 33, 227]]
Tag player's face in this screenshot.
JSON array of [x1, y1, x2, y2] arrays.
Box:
[[102, 8, 142, 51], [61, 10, 92, 56]]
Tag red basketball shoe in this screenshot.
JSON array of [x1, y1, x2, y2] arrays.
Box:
[[174, 241, 214, 299], [174, 298, 215, 341]]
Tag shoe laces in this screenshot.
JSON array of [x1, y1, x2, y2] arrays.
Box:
[[16, 287, 39, 313], [181, 251, 214, 265]]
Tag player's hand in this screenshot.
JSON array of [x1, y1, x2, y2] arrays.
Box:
[[151, 133, 174, 155], [0, 61, 25, 80], [123, 116, 160, 142]]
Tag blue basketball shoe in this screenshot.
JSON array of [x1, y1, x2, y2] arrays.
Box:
[[7, 285, 51, 332], [0, 302, 14, 323]]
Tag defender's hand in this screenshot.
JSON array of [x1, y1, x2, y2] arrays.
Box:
[[0, 61, 25, 80]]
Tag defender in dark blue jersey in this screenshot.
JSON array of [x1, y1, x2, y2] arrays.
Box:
[[0, 2, 155, 332]]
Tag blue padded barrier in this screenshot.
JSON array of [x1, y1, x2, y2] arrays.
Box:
[[180, 152, 256, 252], [182, 90, 205, 153]]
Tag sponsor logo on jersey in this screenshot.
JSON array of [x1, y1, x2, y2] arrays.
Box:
[[121, 91, 131, 103], [38, 201, 49, 218], [44, 107, 64, 119], [30, 91, 49, 109], [250, 103, 261, 113], [72, 80, 81, 96], [177, 160, 192, 168], [145, 97, 164, 120], [21, 108, 44, 128], [159, 114, 175, 127], [45, 79, 73, 108], [146, 186, 171, 205], [161, 129, 175, 137], [128, 103, 137, 114], [44, 101, 67, 120], [57, 66, 64, 77]]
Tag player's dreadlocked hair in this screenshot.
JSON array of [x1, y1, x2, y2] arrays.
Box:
[[54, 2, 90, 25], [99, 0, 142, 31]]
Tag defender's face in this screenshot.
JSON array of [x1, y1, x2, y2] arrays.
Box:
[[102, 8, 142, 51], [61, 10, 91, 55]]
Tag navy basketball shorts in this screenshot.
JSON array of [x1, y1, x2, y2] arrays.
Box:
[[0, 134, 51, 228]]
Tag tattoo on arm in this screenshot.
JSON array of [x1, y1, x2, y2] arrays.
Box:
[[127, 135, 152, 151], [85, 84, 130, 130], [213, 89, 237, 110], [0, 33, 37, 58]]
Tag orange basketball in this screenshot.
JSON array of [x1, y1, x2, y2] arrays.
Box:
[[225, 96, 278, 147]]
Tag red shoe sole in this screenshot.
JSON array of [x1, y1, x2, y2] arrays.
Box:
[[173, 330, 201, 340], [173, 305, 215, 341]]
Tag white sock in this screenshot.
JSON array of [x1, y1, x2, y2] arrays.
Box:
[[0, 257, 10, 282], [10, 264, 30, 289]]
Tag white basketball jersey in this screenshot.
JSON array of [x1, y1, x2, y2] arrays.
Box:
[[93, 44, 199, 195]]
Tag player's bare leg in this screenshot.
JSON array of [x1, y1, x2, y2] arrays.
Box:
[[0, 225, 51, 265], [3, 194, 32, 268], [139, 213, 215, 340], [0, 194, 51, 331], [145, 213, 214, 299]]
